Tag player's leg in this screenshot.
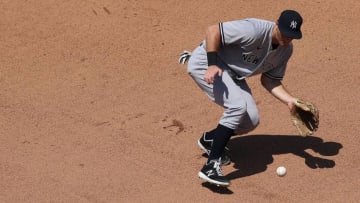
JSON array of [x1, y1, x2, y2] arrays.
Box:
[[187, 47, 232, 186], [196, 70, 258, 186], [187, 46, 231, 163], [207, 71, 257, 160], [207, 71, 259, 165], [188, 50, 259, 133], [223, 77, 259, 135], [187, 46, 259, 186]]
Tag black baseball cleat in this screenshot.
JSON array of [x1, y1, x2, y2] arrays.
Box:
[[198, 132, 231, 165], [198, 158, 230, 187]]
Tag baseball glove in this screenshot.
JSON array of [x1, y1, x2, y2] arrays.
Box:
[[290, 99, 319, 136]]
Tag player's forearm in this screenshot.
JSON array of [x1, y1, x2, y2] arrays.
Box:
[[205, 24, 221, 52], [270, 85, 296, 105]]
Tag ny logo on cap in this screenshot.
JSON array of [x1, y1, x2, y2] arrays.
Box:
[[290, 20, 297, 29]]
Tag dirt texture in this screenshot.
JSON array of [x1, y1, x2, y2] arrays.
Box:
[[1, 0, 359, 202]]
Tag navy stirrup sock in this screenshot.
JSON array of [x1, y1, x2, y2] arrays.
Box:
[[205, 128, 217, 140], [208, 124, 234, 161]]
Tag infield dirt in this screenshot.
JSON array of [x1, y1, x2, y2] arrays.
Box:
[[1, 0, 359, 202]]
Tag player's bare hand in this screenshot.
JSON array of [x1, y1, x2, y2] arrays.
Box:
[[204, 65, 222, 84], [287, 98, 296, 111]]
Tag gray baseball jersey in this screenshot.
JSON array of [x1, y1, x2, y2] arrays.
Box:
[[187, 18, 294, 132], [201, 18, 293, 80]]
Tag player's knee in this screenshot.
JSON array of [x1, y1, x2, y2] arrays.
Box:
[[249, 113, 259, 127], [230, 105, 247, 117], [225, 105, 248, 123], [232, 109, 259, 135], [234, 119, 259, 135], [235, 124, 257, 135], [249, 120, 259, 131]]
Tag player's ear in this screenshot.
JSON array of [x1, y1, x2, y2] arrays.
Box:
[[273, 23, 279, 33]]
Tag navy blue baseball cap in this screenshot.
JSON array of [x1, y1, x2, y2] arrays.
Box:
[[278, 10, 303, 39]]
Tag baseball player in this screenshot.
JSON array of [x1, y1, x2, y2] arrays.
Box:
[[179, 10, 304, 186]]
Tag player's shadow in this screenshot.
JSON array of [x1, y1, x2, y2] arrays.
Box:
[[200, 182, 234, 194], [225, 134, 342, 180]]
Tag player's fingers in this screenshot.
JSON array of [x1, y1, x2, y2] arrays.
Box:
[[205, 77, 210, 84], [206, 75, 214, 84], [204, 69, 216, 84], [218, 69, 223, 77], [208, 76, 214, 84], [204, 75, 211, 84]]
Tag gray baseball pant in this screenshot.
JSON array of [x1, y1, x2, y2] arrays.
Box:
[[187, 46, 259, 134]]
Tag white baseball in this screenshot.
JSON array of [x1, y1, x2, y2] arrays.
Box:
[[276, 166, 287, 177]]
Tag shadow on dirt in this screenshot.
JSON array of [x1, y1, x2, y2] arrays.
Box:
[[201, 182, 234, 194], [225, 134, 343, 180]]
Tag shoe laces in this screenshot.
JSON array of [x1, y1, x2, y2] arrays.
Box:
[[210, 158, 224, 176]]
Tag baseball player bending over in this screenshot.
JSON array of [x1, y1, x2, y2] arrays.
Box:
[[179, 10, 304, 187]]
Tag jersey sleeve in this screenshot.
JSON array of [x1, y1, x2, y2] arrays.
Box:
[[262, 62, 288, 80], [219, 19, 257, 46], [262, 45, 293, 80]]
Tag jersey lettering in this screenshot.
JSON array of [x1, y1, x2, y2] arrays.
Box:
[[242, 53, 259, 65]]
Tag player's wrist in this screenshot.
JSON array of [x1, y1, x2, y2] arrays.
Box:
[[287, 98, 298, 110], [207, 51, 217, 66]]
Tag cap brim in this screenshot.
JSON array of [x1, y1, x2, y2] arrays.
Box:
[[279, 25, 302, 39]]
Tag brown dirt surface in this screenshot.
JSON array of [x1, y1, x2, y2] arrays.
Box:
[[1, 0, 359, 202]]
